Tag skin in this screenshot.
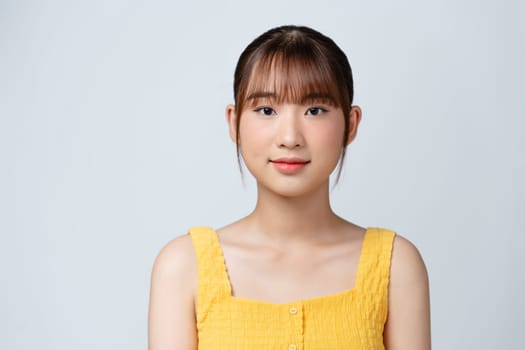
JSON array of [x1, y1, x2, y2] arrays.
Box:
[[148, 96, 431, 349]]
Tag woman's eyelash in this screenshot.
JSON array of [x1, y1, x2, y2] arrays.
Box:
[[254, 107, 276, 116], [253, 106, 328, 116], [306, 107, 328, 115]]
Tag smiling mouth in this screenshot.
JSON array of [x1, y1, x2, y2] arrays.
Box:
[[270, 157, 310, 164], [269, 158, 310, 174]]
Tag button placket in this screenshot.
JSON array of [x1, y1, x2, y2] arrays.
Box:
[[287, 303, 303, 350]]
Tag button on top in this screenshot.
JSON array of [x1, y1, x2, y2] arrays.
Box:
[[289, 345, 297, 350], [289, 307, 298, 315]]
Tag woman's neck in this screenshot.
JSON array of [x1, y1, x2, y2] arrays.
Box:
[[244, 181, 344, 244]]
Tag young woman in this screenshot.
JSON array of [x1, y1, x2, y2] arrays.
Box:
[[148, 25, 431, 349]]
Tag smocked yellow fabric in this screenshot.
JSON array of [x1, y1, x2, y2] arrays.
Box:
[[188, 227, 395, 350]]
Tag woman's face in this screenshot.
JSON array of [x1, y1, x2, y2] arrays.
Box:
[[227, 92, 360, 198]]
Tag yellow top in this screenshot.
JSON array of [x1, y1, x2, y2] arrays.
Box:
[[188, 227, 395, 350]]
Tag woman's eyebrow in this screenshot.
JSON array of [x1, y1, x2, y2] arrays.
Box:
[[247, 91, 276, 101], [245, 91, 337, 106], [301, 92, 336, 104]]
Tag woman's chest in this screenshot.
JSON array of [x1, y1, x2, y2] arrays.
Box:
[[197, 296, 386, 350], [222, 243, 361, 304]]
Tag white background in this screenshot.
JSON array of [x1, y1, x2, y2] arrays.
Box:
[[2, 0, 524, 349]]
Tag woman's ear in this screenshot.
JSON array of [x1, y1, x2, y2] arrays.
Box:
[[346, 105, 362, 145], [225, 104, 238, 143]]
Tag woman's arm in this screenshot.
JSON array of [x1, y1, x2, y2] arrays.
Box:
[[148, 236, 198, 350], [384, 235, 431, 350]]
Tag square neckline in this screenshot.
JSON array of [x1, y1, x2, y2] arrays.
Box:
[[211, 227, 371, 306]]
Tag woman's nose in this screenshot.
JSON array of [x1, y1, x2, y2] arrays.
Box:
[[276, 112, 305, 149]]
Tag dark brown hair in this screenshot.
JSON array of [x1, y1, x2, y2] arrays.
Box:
[[233, 25, 355, 180]]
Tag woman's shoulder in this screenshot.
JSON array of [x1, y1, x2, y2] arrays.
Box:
[[366, 227, 426, 270], [149, 234, 198, 349], [384, 233, 431, 348], [390, 233, 428, 281], [151, 234, 197, 290]]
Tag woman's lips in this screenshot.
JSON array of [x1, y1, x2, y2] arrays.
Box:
[[270, 158, 310, 174]]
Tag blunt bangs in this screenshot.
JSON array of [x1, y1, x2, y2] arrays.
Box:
[[236, 49, 346, 114]]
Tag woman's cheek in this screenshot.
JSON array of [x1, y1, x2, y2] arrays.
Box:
[[316, 123, 345, 148], [239, 120, 272, 159]]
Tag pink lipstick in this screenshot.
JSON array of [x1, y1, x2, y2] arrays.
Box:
[[270, 158, 310, 174]]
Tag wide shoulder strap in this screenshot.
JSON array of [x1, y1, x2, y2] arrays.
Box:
[[188, 226, 232, 323], [355, 227, 396, 294]]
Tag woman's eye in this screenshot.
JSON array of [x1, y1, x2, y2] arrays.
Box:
[[255, 107, 276, 116], [306, 107, 327, 116]]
